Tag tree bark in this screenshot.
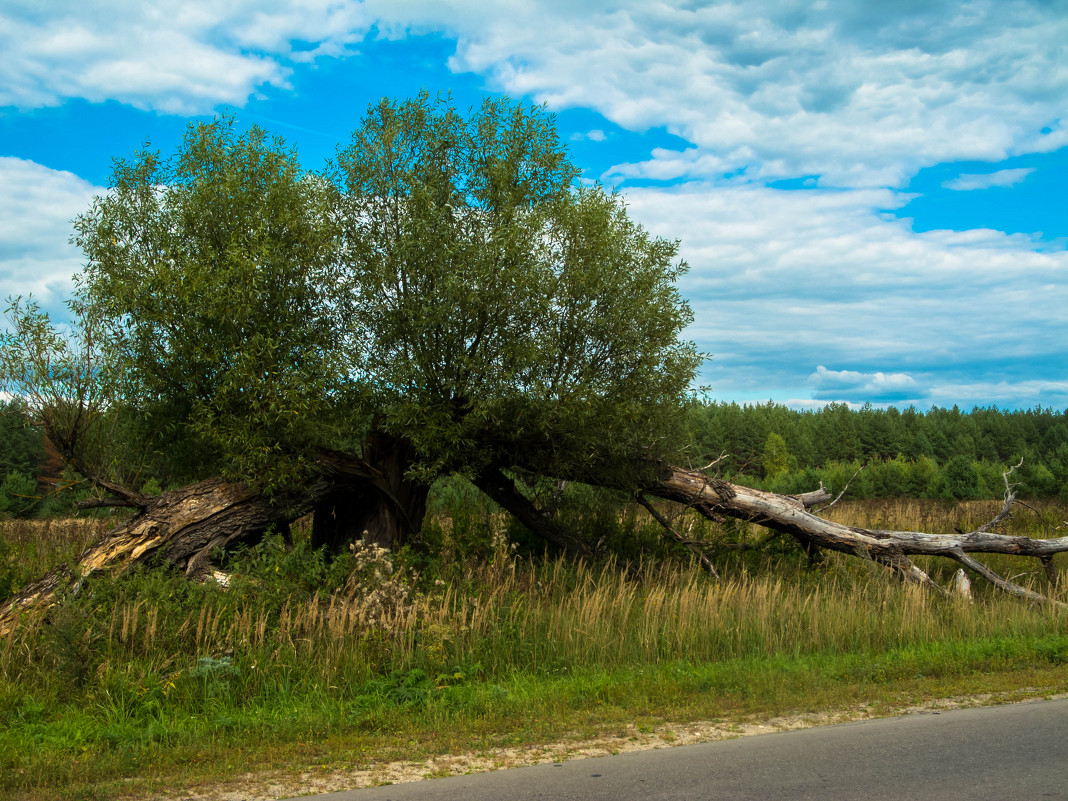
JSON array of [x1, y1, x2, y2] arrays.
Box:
[[473, 466, 592, 558], [649, 466, 1068, 605], [312, 433, 430, 552], [0, 476, 325, 637]]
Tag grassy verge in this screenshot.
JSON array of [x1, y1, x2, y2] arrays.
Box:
[[4, 646, 1066, 801], [1, 500, 1066, 799]]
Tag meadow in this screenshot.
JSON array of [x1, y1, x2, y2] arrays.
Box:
[[1, 498, 1066, 799]]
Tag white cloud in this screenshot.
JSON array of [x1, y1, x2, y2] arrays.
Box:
[[0, 1, 371, 114], [942, 168, 1036, 191], [0, 158, 99, 313], [618, 182, 1068, 406], [421, 0, 1068, 188], [809, 365, 919, 402], [923, 379, 1068, 410], [571, 129, 607, 142], [5, 2, 1066, 187]]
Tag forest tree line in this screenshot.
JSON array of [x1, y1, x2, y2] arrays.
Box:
[[686, 400, 1068, 501], [3, 396, 1067, 519]]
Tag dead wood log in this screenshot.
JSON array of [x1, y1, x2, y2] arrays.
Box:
[[650, 466, 1068, 607], [0, 476, 333, 638]]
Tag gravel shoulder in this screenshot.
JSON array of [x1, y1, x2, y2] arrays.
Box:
[[147, 687, 1066, 801]]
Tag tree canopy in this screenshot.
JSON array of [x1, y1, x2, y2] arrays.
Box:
[[4, 93, 700, 547]]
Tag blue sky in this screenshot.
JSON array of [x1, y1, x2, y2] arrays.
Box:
[[1, 1, 1066, 411]]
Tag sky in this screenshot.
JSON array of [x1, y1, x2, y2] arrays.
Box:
[[1, 0, 1066, 411]]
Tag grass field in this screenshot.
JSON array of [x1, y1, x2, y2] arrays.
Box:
[[1, 498, 1066, 800]]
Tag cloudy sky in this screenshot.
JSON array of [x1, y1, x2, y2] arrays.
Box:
[[2, 0, 1066, 410]]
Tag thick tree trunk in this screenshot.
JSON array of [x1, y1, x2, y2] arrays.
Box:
[[0, 476, 327, 637], [473, 466, 592, 558], [312, 481, 429, 553], [0, 440, 431, 636], [312, 433, 430, 552]]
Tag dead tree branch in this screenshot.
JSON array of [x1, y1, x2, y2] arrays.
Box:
[[636, 494, 720, 578], [975, 458, 1024, 534]]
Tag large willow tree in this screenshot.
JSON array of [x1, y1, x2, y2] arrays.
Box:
[[6, 93, 699, 554]]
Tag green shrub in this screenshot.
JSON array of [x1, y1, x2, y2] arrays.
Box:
[[0, 470, 39, 518]]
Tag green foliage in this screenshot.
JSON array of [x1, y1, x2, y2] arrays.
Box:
[[0, 469, 38, 518], [689, 401, 1068, 499], [0, 399, 44, 478], [8, 95, 699, 505], [0, 537, 16, 601], [938, 455, 981, 501], [331, 92, 699, 484], [72, 118, 345, 492], [761, 432, 790, 478]]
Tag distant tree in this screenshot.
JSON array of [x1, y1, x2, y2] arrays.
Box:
[[0, 470, 38, 518], [761, 432, 790, 478], [0, 398, 43, 478], [939, 455, 981, 500]]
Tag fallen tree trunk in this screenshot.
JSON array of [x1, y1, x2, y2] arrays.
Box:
[[0, 476, 325, 637], [649, 466, 1068, 607], [2, 464, 1066, 637]]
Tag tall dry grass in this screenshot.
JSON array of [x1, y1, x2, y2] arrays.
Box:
[[1, 499, 1065, 693]]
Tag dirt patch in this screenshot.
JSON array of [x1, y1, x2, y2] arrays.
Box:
[[147, 687, 1065, 800]]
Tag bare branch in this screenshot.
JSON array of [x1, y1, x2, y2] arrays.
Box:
[[948, 548, 1066, 609], [1040, 556, 1059, 588], [636, 494, 719, 578], [696, 453, 728, 472], [791, 483, 831, 509], [75, 496, 144, 510], [814, 466, 865, 513], [976, 458, 1023, 533], [654, 466, 1068, 607]]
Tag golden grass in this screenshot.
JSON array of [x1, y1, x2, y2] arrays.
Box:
[[2, 498, 1066, 684]]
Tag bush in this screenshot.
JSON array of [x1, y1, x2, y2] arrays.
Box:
[[0, 470, 39, 518], [938, 455, 981, 500]]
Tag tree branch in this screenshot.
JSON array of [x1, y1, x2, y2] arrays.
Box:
[[473, 466, 592, 559], [975, 458, 1023, 533], [636, 494, 719, 578], [653, 466, 1068, 606]]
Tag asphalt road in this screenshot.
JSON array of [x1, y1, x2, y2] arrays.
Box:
[[293, 697, 1068, 801]]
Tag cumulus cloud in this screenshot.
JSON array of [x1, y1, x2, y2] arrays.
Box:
[[809, 366, 920, 403], [570, 129, 607, 142], [0, 1, 371, 114], [923, 379, 1068, 410], [5, 1, 1066, 186], [429, 0, 1068, 187], [0, 158, 100, 314], [942, 168, 1036, 191]]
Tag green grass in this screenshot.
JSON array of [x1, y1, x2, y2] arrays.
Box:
[[1, 499, 1066, 799]]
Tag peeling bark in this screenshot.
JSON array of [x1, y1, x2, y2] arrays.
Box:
[[0, 476, 320, 637]]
